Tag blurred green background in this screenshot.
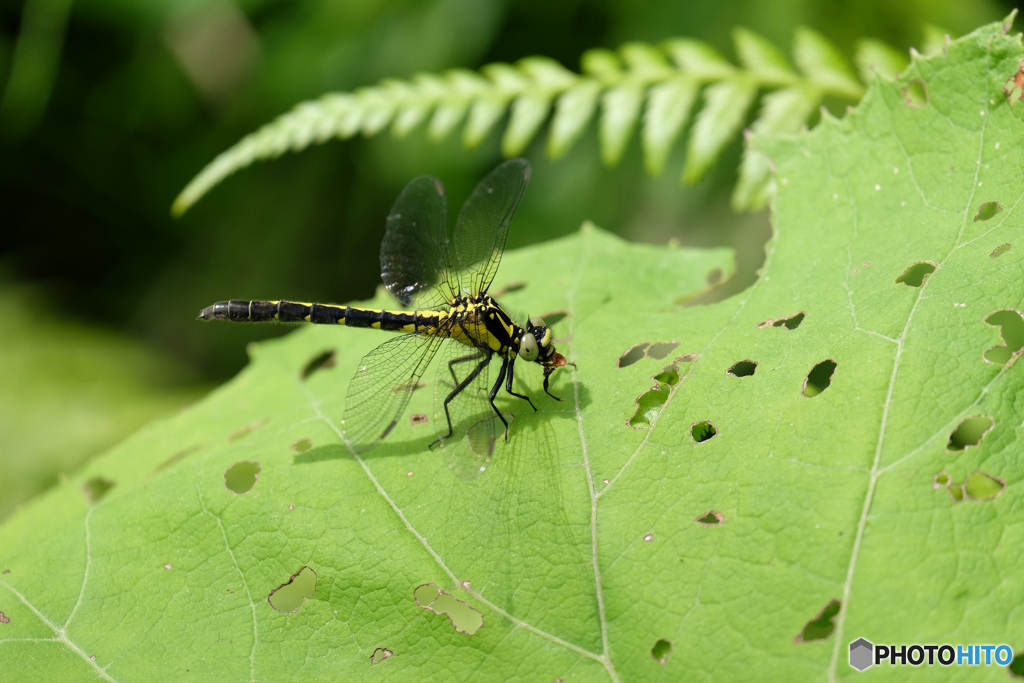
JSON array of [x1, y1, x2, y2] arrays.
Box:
[[0, 0, 1008, 519]]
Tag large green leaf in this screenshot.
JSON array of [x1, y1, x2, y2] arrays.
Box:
[[4, 18, 1024, 680]]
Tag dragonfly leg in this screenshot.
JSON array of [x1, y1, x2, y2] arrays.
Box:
[[432, 352, 493, 447], [488, 356, 513, 440], [502, 356, 538, 413]]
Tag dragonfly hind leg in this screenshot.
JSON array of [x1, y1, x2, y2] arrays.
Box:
[[432, 351, 494, 448]]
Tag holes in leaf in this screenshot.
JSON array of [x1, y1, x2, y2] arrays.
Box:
[[947, 415, 994, 451], [727, 360, 757, 377], [948, 483, 965, 502], [156, 444, 202, 472], [651, 639, 672, 664], [794, 599, 841, 643], [267, 566, 317, 613], [628, 365, 680, 429], [300, 349, 336, 380], [803, 360, 837, 397], [290, 438, 312, 454], [990, 243, 1011, 258], [691, 421, 717, 443], [696, 510, 724, 526], [494, 281, 526, 296], [370, 648, 394, 665], [933, 471, 951, 489], [224, 460, 261, 494], [973, 201, 1003, 222], [229, 418, 269, 442], [410, 413, 429, 426], [895, 261, 937, 287], [618, 343, 648, 368], [647, 341, 680, 360], [618, 341, 680, 367], [413, 583, 483, 635], [964, 471, 1004, 501], [82, 476, 114, 503], [0, 612, 9, 624], [757, 312, 804, 330], [984, 310, 1024, 365], [643, 533, 654, 542], [902, 78, 928, 107], [1004, 59, 1024, 101], [539, 309, 568, 327]]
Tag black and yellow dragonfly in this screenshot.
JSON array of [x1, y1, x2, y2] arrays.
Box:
[[199, 158, 570, 459]]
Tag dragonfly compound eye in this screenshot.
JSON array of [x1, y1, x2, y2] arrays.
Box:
[[518, 332, 539, 362]]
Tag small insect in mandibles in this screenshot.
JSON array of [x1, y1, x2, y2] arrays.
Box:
[[199, 158, 572, 462]]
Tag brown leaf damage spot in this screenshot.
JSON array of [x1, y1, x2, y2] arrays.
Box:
[[0, 612, 10, 624], [990, 243, 1011, 258], [794, 599, 841, 643], [413, 583, 483, 635], [268, 566, 317, 613], [370, 647, 394, 665], [696, 510, 724, 525], [224, 460, 261, 494], [757, 312, 804, 330], [902, 78, 928, 108]]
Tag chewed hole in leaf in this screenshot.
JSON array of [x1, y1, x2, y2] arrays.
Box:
[[758, 312, 804, 330], [300, 349, 336, 380], [83, 476, 114, 503], [696, 510, 724, 525], [370, 648, 394, 665], [413, 583, 483, 635], [727, 360, 757, 377], [538, 309, 568, 326], [618, 343, 650, 368], [990, 243, 1011, 258], [224, 460, 261, 494], [410, 413, 428, 425], [794, 599, 841, 643], [267, 565, 317, 613], [973, 201, 1003, 222], [647, 341, 680, 360], [691, 421, 717, 442], [628, 364, 680, 429], [803, 360, 837, 397], [902, 78, 928, 107], [651, 638, 672, 664], [965, 471, 1004, 501], [948, 483, 965, 502], [933, 471, 951, 489], [984, 309, 1024, 365], [229, 418, 269, 442], [947, 415, 994, 451], [895, 261, 937, 287], [290, 438, 312, 453]]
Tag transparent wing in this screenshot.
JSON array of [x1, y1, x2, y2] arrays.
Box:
[[453, 158, 530, 297], [343, 332, 445, 454], [433, 340, 505, 479], [380, 175, 457, 308]]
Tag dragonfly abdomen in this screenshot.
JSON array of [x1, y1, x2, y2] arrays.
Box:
[[198, 299, 445, 334]]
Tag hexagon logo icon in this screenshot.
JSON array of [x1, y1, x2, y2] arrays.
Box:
[[849, 638, 873, 671]]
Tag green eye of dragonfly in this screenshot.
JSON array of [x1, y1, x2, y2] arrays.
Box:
[[199, 158, 571, 464]]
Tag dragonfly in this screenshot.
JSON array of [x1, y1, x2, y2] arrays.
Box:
[[199, 158, 570, 460]]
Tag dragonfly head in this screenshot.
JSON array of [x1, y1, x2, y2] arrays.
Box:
[[519, 317, 572, 400]]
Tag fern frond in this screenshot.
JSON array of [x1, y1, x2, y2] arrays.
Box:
[[173, 28, 899, 216]]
